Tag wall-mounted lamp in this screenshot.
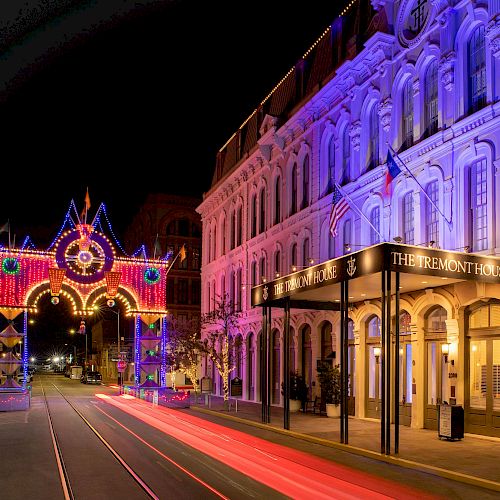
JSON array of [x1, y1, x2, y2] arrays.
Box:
[[441, 343, 450, 363], [261, 276, 267, 283], [373, 346, 381, 364], [428, 240, 435, 248], [399, 347, 404, 356], [393, 236, 403, 244], [275, 272, 280, 278]]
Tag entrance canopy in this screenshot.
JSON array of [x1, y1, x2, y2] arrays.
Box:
[[252, 242, 500, 307]]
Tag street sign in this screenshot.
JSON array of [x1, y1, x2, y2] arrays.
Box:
[[230, 377, 242, 397], [201, 377, 212, 393]]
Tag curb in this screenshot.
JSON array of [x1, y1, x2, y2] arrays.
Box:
[[190, 406, 500, 493]]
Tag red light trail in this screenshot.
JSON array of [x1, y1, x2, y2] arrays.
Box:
[[96, 395, 438, 500]]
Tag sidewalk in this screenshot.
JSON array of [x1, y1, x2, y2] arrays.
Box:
[[189, 395, 500, 492]]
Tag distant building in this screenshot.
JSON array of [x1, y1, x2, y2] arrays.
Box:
[[125, 194, 202, 325], [197, 0, 500, 437]]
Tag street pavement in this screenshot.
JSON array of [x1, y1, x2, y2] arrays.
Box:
[[188, 395, 500, 496]]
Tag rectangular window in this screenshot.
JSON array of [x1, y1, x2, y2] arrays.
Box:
[[192, 248, 200, 270], [403, 192, 414, 245], [470, 340, 486, 409], [427, 342, 437, 405], [178, 279, 188, 304], [425, 61, 438, 136], [192, 279, 200, 304], [167, 280, 175, 304], [236, 268, 242, 312], [343, 219, 351, 255], [469, 25, 487, 114], [493, 340, 500, 411], [403, 80, 414, 148], [426, 181, 439, 246], [230, 212, 235, 250], [406, 344, 413, 404], [472, 158, 488, 251], [237, 207, 242, 246], [251, 197, 257, 238], [370, 207, 380, 245]]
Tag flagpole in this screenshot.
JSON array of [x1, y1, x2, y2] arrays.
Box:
[[335, 183, 385, 242], [387, 144, 452, 231]]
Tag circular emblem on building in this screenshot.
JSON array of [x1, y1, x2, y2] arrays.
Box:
[[397, 0, 433, 48], [54, 228, 115, 284], [2, 257, 20, 275], [144, 267, 161, 285]]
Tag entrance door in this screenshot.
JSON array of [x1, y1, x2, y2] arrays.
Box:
[[272, 331, 280, 404], [467, 339, 500, 437], [348, 344, 356, 415], [398, 342, 412, 426], [366, 345, 381, 418]]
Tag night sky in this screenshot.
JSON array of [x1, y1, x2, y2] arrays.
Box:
[[0, 0, 342, 247]]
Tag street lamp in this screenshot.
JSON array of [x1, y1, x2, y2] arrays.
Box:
[[106, 305, 122, 386]]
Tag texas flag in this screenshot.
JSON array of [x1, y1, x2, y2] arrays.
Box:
[[385, 149, 401, 195]]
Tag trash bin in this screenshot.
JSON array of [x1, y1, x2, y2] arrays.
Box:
[[438, 404, 464, 440]]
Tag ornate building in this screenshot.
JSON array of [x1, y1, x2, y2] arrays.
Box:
[[197, 0, 500, 436], [125, 194, 202, 325]]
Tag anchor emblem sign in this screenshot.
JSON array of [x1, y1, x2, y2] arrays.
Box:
[[263, 285, 269, 301], [347, 256, 356, 277]]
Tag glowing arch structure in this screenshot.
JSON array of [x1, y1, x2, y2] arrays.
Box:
[[0, 223, 169, 396]]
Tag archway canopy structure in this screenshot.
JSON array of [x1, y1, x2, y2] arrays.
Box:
[[0, 200, 171, 404], [252, 242, 500, 455]]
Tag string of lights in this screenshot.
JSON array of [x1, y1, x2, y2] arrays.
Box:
[[219, 0, 359, 153]]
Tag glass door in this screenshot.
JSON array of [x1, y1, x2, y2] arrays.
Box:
[[467, 339, 500, 437], [366, 345, 381, 419]]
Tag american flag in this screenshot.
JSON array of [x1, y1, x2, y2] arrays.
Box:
[[329, 184, 349, 236]]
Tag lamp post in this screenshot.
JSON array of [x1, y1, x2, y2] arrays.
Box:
[[106, 305, 122, 387]]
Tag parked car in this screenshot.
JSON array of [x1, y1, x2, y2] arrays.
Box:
[[16, 371, 33, 384], [81, 371, 102, 385]]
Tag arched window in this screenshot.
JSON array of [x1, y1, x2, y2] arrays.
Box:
[[471, 158, 488, 251], [251, 261, 257, 287], [403, 192, 414, 245], [302, 238, 310, 267], [207, 230, 212, 263], [259, 256, 266, 283], [302, 154, 310, 209], [212, 226, 217, 260], [343, 219, 351, 255], [229, 270, 235, 308], [370, 206, 380, 245], [468, 25, 486, 114], [221, 218, 226, 255], [230, 210, 235, 250], [328, 229, 336, 259], [259, 188, 266, 234], [274, 250, 281, 277], [236, 206, 242, 246], [426, 306, 447, 333], [426, 180, 439, 247], [402, 78, 414, 148], [251, 194, 257, 238], [425, 61, 438, 137], [274, 177, 281, 225], [236, 268, 242, 312], [291, 243, 297, 270], [368, 105, 379, 170], [291, 163, 298, 215], [220, 275, 225, 299], [341, 126, 350, 184], [368, 316, 380, 337], [327, 137, 335, 193]]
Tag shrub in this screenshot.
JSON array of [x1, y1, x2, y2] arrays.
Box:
[[281, 370, 308, 402], [318, 363, 341, 405]]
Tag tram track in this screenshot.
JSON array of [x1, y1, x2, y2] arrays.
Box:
[[39, 378, 159, 500]]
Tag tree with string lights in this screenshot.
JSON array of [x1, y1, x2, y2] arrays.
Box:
[[201, 294, 241, 410]]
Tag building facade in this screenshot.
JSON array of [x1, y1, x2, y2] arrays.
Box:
[[197, 0, 500, 436], [125, 194, 202, 325]]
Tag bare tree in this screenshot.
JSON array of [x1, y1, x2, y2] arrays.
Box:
[[201, 294, 242, 409]]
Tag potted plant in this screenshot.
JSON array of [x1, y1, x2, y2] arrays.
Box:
[[281, 371, 308, 412], [318, 363, 341, 417]]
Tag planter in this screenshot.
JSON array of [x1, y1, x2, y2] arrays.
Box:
[[289, 399, 302, 412], [326, 403, 340, 418]]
